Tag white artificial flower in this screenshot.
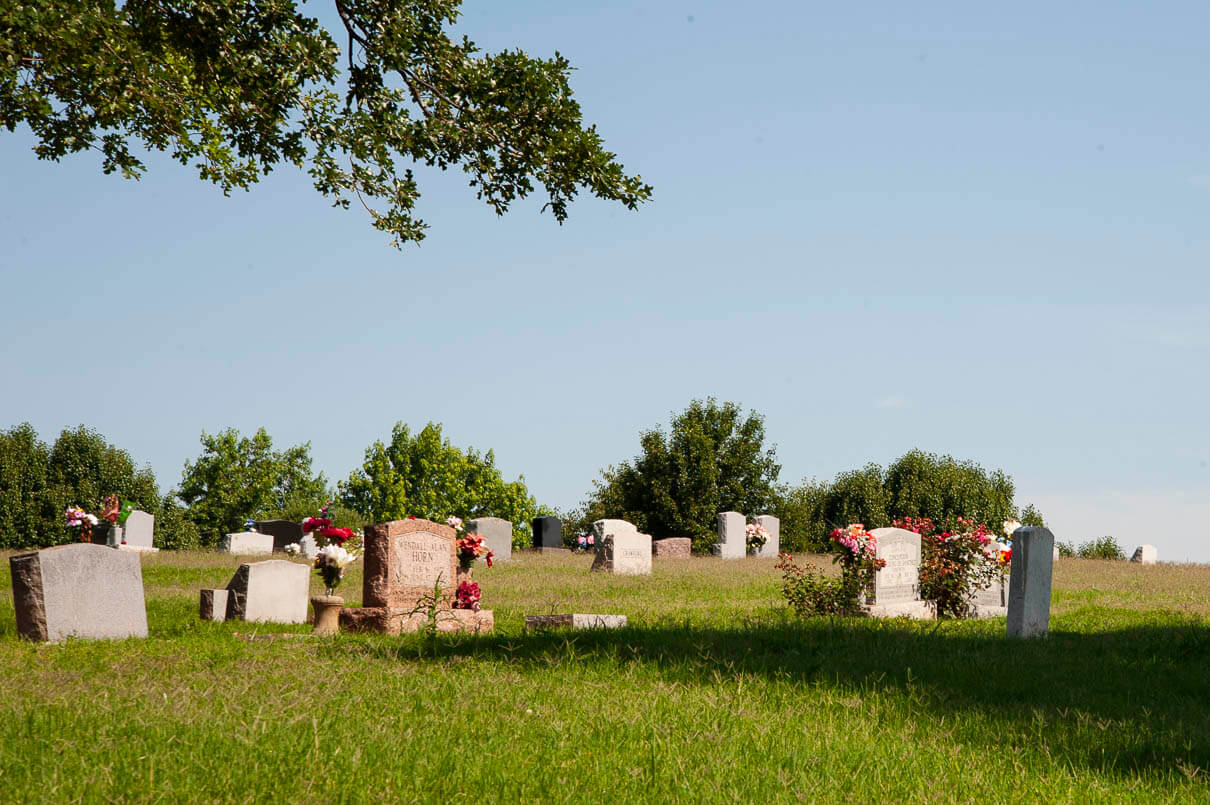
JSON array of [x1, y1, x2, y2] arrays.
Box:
[[446, 516, 464, 532], [1002, 519, 1022, 538], [85, 514, 99, 525], [317, 543, 358, 568], [284, 543, 301, 557]]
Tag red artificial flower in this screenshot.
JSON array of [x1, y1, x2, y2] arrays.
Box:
[[302, 517, 332, 534], [486, 550, 494, 568], [101, 496, 120, 524]]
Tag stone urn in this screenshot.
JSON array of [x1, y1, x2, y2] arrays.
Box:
[[310, 595, 344, 636]]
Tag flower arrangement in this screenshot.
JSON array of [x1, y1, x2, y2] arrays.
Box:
[[313, 544, 358, 595], [895, 516, 1008, 618], [446, 516, 464, 532], [1002, 519, 1021, 542], [829, 523, 886, 600], [745, 523, 770, 553], [302, 501, 356, 547], [453, 580, 482, 611], [576, 534, 596, 551], [776, 523, 887, 618], [456, 533, 494, 569], [65, 506, 99, 542]]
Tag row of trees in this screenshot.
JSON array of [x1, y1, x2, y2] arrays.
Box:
[[0, 421, 546, 550], [1, 401, 1042, 552]]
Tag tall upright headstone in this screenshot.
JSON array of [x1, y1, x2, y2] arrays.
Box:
[[120, 510, 158, 552], [590, 519, 652, 575], [532, 516, 564, 552], [753, 514, 780, 557], [1006, 526, 1055, 638], [713, 511, 745, 559], [467, 516, 513, 562], [864, 527, 931, 618], [338, 518, 493, 635], [10, 544, 149, 642]]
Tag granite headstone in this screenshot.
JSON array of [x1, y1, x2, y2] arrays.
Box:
[[713, 511, 745, 559], [467, 516, 512, 562], [221, 531, 274, 555], [1130, 544, 1157, 565], [224, 559, 310, 623], [1007, 526, 1055, 638], [590, 519, 652, 575], [532, 516, 564, 551], [865, 527, 931, 618], [753, 514, 780, 557]]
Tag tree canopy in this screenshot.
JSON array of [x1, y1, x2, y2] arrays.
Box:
[[2, 0, 651, 246]]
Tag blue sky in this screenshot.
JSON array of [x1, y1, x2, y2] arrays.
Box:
[[3, 2, 1208, 559]]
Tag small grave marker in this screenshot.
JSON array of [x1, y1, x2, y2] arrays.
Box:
[[713, 511, 745, 559], [590, 519, 652, 575]]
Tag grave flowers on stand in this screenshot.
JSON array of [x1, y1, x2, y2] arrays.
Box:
[[745, 522, 770, 555], [100, 495, 135, 544], [311, 543, 358, 635], [64, 506, 99, 542], [776, 524, 885, 617], [896, 516, 1008, 619]]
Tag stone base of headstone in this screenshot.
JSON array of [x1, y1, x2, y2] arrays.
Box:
[[116, 544, 159, 554], [861, 600, 935, 620], [200, 589, 229, 621], [524, 614, 627, 630], [970, 605, 1007, 619], [339, 606, 494, 635], [653, 538, 691, 558]]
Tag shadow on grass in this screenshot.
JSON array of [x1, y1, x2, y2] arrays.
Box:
[[340, 610, 1210, 779]]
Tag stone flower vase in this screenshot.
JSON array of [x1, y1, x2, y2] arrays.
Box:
[[311, 594, 344, 636]]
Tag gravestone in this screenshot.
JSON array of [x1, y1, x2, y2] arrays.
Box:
[[119, 510, 159, 552], [199, 588, 229, 621], [338, 518, 493, 635], [590, 519, 652, 575], [532, 516, 566, 553], [753, 514, 781, 557], [1130, 544, 1157, 565], [224, 560, 310, 623], [653, 537, 691, 558], [221, 531, 274, 555], [10, 543, 149, 642], [524, 614, 628, 630], [864, 527, 931, 619], [971, 542, 1010, 618], [1007, 526, 1055, 638], [713, 511, 745, 559], [467, 516, 513, 562], [253, 519, 315, 555]]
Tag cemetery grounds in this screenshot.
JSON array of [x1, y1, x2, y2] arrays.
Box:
[[0, 552, 1208, 802]]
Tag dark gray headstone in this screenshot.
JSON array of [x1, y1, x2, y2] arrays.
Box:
[[1007, 526, 1055, 638], [253, 519, 304, 552], [532, 516, 563, 549], [9, 543, 149, 642]]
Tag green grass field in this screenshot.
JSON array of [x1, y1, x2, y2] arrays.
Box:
[[1, 551, 1208, 803]]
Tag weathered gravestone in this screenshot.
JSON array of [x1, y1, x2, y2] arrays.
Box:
[[467, 516, 512, 562], [713, 511, 746, 559], [653, 537, 691, 558], [532, 515, 567, 553], [10, 543, 149, 642], [970, 542, 1009, 618], [1007, 526, 1055, 638], [221, 531, 274, 555], [253, 519, 315, 556], [524, 614, 628, 630], [753, 514, 781, 558], [222, 560, 310, 623], [119, 510, 159, 552], [863, 527, 932, 619], [339, 518, 493, 635], [590, 519, 652, 575], [1131, 544, 1158, 565]]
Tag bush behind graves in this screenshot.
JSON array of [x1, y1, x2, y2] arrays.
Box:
[[340, 421, 545, 547], [1077, 536, 1127, 560], [578, 398, 780, 553]]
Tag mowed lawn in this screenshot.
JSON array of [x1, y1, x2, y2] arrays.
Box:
[[1, 551, 1208, 803]]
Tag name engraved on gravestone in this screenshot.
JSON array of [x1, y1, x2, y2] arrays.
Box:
[[870, 528, 921, 604], [392, 532, 450, 589]]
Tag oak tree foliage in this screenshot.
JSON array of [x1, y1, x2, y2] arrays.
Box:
[[1, 0, 651, 246]]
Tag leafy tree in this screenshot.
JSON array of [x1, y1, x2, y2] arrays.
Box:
[[883, 450, 1014, 533], [340, 421, 544, 545], [581, 399, 781, 553], [177, 427, 327, 544], [2, 0, 651, 247], [0, 422, 54, 547]]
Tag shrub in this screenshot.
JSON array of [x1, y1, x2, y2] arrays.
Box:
[[1057, 541, 1077, 558], [775, 555, 861, 616], [900, 516, 1011, 619], [155, 497, 202, 551], [1077, 537, 1126, 560]]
